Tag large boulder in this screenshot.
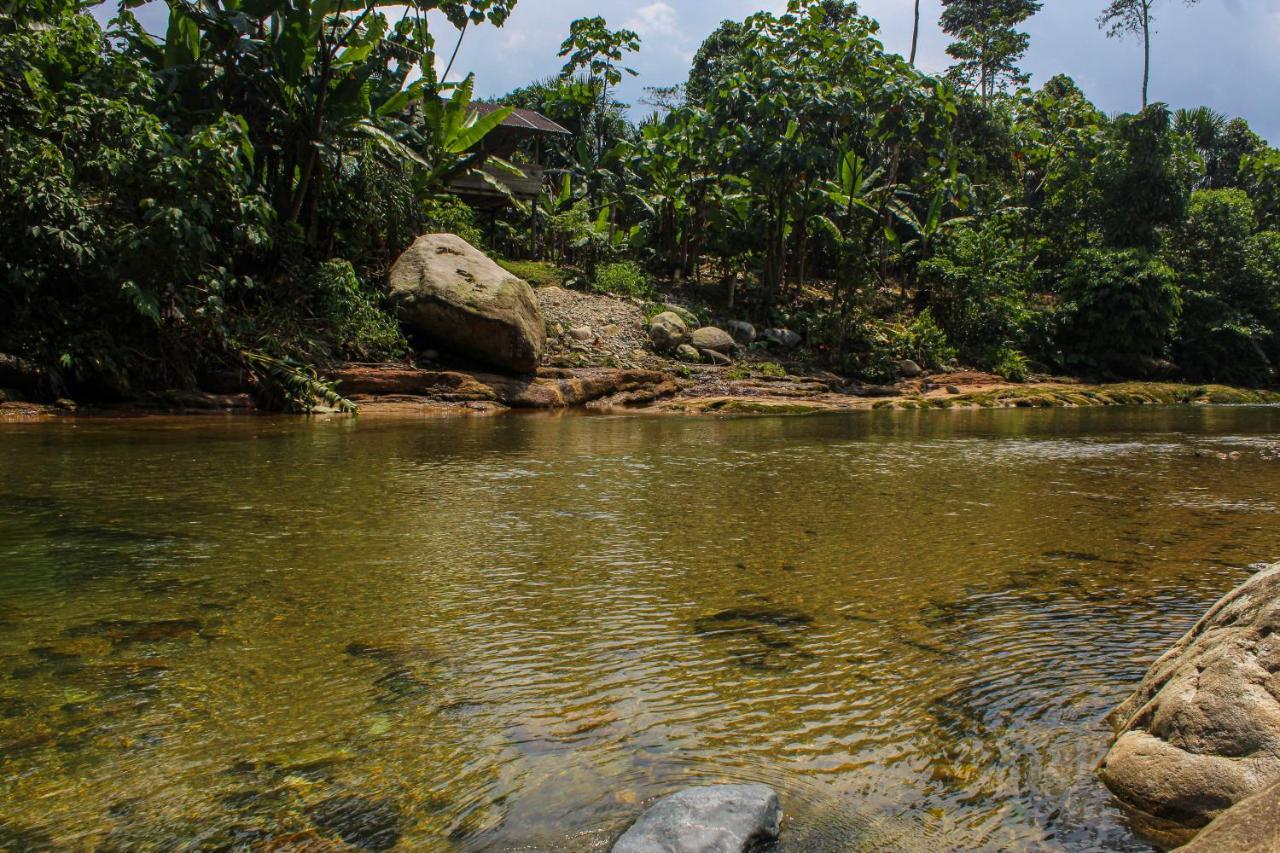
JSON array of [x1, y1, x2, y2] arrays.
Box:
[[1180, 780, 1280, 852], [612, 784, 782, 853], [649, 312, 690, 352], [1099, 563, 1280, 848], [690, 327, 736, 354], [389, 234, 546, 373]]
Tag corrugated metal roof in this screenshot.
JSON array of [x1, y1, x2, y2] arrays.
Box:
[[470, 102, 571, 135]]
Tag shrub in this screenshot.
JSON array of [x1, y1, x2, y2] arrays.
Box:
[[311, 260, 406, 362], [920, 222, 1037, 362], [1057, 248, 1181, 376], [593, 261, 652, 298], [992, 347, 1030, 382]]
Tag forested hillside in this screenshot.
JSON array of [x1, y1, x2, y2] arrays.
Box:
[[3, 0, 1278, 407]]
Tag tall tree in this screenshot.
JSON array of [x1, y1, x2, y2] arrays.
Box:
[[1099, 0, 1202, 110], [940, 0, 1042, 106], [910, 0, 921, 66]]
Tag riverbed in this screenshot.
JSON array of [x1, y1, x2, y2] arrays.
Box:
[[3, 406, 1279, 850]]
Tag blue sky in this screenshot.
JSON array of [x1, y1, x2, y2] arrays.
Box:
[[106, 0, 1280, 142], [436, 0, 1280, 143]]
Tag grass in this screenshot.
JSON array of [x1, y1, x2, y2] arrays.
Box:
[[498, 259, 570, 288]]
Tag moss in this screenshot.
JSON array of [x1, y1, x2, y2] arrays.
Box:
[[726, 361, 789, 381], [497, 259, 569, 288], [704, 399, 826, 415], [948, 382, 1280, 410]]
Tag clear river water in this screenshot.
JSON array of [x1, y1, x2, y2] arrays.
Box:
[[2, 406, 1280, 851]]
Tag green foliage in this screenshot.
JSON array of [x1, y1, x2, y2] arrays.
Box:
[[1095, 105, 1198, 249], [311, 260, 406, 362], [1240, 149, 1280, 231], [242, 351, 355, 414], [992, 346, 1030, 382], [1057, 248, 1181, 375], [0, 0, 516, 407], [420, 196, 483, 247], [592, 260, 652, 298], [940, 0, 1041, 102], [1166, 190, 1279, 383], [919, 221, 1038, 363], [498, 259, 568, 287]]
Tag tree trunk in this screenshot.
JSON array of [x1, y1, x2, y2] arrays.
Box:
[[1141, 2, 1151, 110], [909, 0, 920, 66]]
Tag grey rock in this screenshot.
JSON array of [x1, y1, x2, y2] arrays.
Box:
[[691, 327, 736, 354], [1099, 563, 1280, 848], [701, 349, 732, 366], [760, 328, 801, 350], [725, 321, 756, 346], [389, 234, 546, 373], [663, 304, 699, 327], [898, 359, 923, 378], [649, 312, 690, 352], [675, 344, 702, 363], [569, 325, 594, 342], [945, 385, 961, 395], [612, 784, 782, 853]]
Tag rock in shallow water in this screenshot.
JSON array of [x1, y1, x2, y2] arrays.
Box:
[[1180, 779, 1280, 852], [611, 783, 781, 853], [1099, 563, 1280, 848]]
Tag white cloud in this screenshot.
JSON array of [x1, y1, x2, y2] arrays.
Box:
[[626, 2, 683, 41]]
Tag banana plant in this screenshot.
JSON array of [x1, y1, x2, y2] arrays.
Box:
[[810, 150, 890, 306], [126, 0, 519, 232]]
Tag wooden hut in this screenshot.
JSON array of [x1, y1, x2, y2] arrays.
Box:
[[447, 104, 570, 209]]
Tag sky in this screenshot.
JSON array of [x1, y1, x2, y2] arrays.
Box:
[[435, 0, 1280, 143], [106, 0, 1280, 143]]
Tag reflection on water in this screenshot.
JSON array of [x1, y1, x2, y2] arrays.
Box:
[[2, 407, 1279, 850]]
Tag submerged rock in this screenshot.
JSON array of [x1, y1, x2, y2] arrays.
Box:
[[306, 795, 402, 851], [692, 607, 814, 633], [612, 783, 782, 853], [389, 234, 546, 373], [1099, 563, 1280, 848]]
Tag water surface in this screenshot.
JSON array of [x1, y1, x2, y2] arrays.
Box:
[[3, 406, 1280, 850]]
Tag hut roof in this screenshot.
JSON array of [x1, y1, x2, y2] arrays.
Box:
[[469, 103, 571, 135]]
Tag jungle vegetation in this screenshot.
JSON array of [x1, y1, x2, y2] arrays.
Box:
[[2, 0, 1279, 405]]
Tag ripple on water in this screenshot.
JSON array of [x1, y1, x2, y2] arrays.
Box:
[[0, 407, 1277, 849]]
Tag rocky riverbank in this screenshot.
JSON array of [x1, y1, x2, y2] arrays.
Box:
[[3, 235, 1279, 420], [3, 364, 1278, 420]]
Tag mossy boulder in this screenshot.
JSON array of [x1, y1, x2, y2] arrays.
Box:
[[389, 234, 546, 373]]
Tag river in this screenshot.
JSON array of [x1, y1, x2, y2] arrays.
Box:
[[2, 406, 1279, 850]]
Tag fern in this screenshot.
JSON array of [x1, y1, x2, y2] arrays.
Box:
[[241, 351, 356, 414]]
